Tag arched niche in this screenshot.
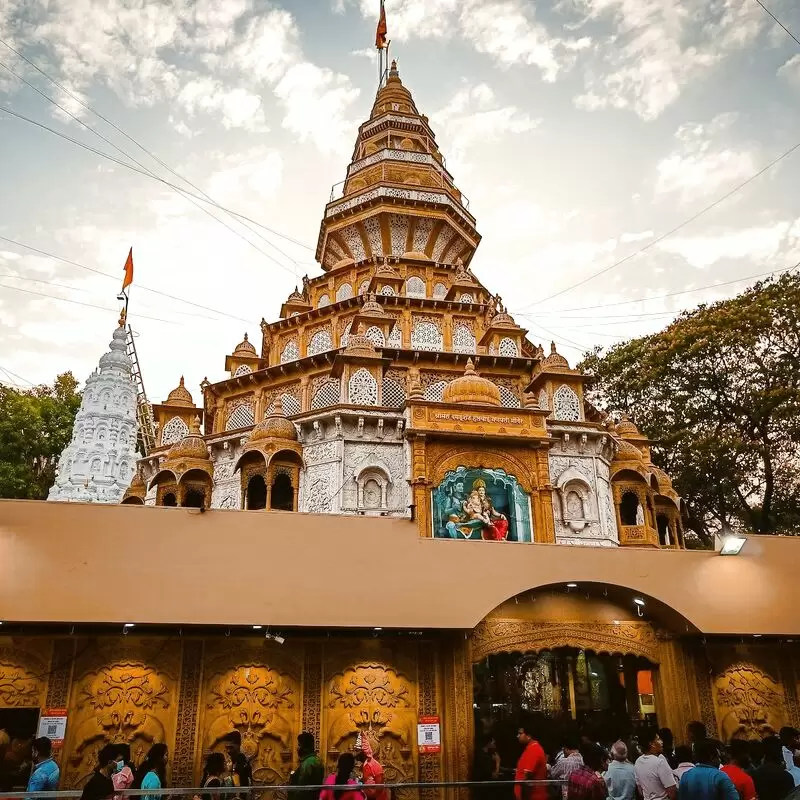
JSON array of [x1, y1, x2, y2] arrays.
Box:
[[178, 468, 212, 509], [354, 463, 392, 511], [268, 449, 303, 512], [552, 465, 598, 533], [121, 495, 144, 506], [235, 450, 268, 510], [150, 469, 179, 507]]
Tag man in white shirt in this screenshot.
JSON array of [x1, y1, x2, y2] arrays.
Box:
[[635, 730, 677, 800]]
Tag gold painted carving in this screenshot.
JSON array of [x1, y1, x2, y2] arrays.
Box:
[[471, 619, 660, 663], [0, 644, 49, 706], [714, 663, 787, 741]]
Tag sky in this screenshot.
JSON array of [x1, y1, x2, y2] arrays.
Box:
[[1, 0, 799, 400]]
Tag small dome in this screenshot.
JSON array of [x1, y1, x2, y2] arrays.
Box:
[[616, 414, 641, 438], [345, 334, 377, 355], [287, 286, 304, 302], [491, 312, 515, 328], [375, 258, 400, 278], [361, 293, 384, 315], [251, 396, 298, 442], [166, 376, 194, 407], [542, 341, 570, 369], [442, 359, 500, 406], [233, 332, 257, 357], [614, 439, 643, 461], [168, 416, 209, 460], [650, 466, 673, 492]]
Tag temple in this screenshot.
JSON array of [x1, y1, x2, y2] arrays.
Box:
[[47, 324, 139, 504], [0, 59, 797, 793]]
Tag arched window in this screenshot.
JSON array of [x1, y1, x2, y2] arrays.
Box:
[[246, 474, 267, 510], [270, 472, 294, 511], [183, 488, 205, 508], [161, 416, 189, 446], [553, 385, 581, 421], [380, 285, 395, 296], [280, 339, 299, 363], [336, 283, 353, 301], [358, 280, 370, 295], [382, 378, 406, 408], [349, 368, 378, 405], [458, 293, 474, 303], [387, 324, 402, 347], [405, 276, 426, 298], [364, 326, 385, 347], [411, 319, 442, 351], [498, 386, 521, 408], [499, 337, 519, 357], [657, 514, 672, 546], [311, 379, 341, 410], [232, 364, 252, 377], [318, 294, 330, 307], [433, 282, 447, 299], [424, 381, 448, 402], [452, 323, 476, 354], [226, 402, 255, 431], [162, 492, 177, 507], [308, 329, 333, 356], [620, 491, 640, 526]]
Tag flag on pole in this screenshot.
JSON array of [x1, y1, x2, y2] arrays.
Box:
[[375, 0, 387, 48], [121, 247, 133, 291]]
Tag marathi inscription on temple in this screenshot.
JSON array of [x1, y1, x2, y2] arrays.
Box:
[[431, 412, 520, 425]]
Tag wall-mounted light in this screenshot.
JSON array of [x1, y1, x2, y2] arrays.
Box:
[[566, 583, 578, 589], [633, 598, 645, 607], [719, 535, 747, 556], [252, 625, 263, 630], [123, 623, 135, 628]]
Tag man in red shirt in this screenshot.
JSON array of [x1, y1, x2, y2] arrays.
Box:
[[721, 740, 756, 800], [515, 723, 548, 800]]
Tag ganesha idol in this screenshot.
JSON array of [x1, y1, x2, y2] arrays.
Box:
[[441, 478, 509, 541]]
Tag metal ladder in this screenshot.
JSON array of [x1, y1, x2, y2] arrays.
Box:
[[125, 325, 157, 456]]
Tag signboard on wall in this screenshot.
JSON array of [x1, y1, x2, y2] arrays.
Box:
[[417, 715, 441, 753], [37, 708, 68, 747]]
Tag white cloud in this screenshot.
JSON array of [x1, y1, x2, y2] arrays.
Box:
[[206, 149, 284, 204], [177, 79, 268, 131], [778, 54, 800, 86], [620, 230, 654, 243], [654, 114, 757, 203], [657, 222, 791, 268]]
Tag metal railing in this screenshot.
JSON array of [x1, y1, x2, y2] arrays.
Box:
[[0, 779, 566, 800]]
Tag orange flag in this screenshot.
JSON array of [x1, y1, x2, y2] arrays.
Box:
[[121, 248, 133, 291], [375, 0, 387, 48]]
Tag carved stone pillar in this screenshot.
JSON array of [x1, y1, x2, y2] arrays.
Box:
[[45, 639, 75, 767], [172, 640, 204, 788], [302, 643, 323, 748]]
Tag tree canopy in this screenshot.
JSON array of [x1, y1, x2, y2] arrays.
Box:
[[580, 270, 800, 544], [0, 372, 82, 499]]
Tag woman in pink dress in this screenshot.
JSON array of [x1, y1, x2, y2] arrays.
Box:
[[111, 744, 134, 800], [320, 754, 365, 800]]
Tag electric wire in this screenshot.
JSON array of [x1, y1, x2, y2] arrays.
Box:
[[0, 58, 300, 279], [751, 0, 800, 47], [0, 37, 305, 274], [516, 140, 800, 310]]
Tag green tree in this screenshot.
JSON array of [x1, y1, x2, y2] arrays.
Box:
[[580, 271, 800, 545], [0, 372, 82, 499]]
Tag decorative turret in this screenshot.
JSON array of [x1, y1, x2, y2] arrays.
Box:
[[315, 60, 480, 270], [48, 324, 139, 504], [225, 333, 263, 378], [442, 359, 501, 406], [527, 343, 586, 422]]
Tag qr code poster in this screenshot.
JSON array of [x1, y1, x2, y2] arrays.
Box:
[[416, 715, 440, 754], [36, 709, 68, 746]]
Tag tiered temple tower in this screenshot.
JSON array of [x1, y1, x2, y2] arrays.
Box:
[[123, 62, 685, 550], [48, 324, 139, 503]]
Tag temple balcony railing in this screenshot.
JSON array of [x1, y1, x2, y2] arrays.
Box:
[[619, 523, 660, 547]]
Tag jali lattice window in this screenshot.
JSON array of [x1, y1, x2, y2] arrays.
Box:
[[358, 280, 370, 295], [336, 283, 353, 301], [380, 285, 395, 297], [452, 322, 476, 354], [459, 293, 474, 303], [405, 276, 426, 298], [232, 364, 252, 378], [161, 416, 189, 446], [411, 319, 442, 351], [364, 326, 385, 347], [499, 386, 521, 408], [538, 388, 549, 410], [280, 339, 299, 363], [310, 379, 341, 410], [226, 401, 255, 431], [340, 321, 352, 347], [318, 294, 330, 307], [553, 385, 581, 421], [424, 381, 448, 402], [382, 378, 406, 408], [308, 329, 333, 356], [499, 337, 519, 357], [388, 324, 402, 347], [265, 393, 302, 417], [348, 368, 378, 405], [433, 282, 447, 299]]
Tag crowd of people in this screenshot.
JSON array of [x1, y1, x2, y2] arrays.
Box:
[[474, 722, 800, 800]]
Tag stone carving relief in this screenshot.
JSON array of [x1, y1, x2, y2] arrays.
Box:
[[200, 647, 301, 785], [324, 661, 416, 785], [0, 644, 49, 707], [63, 645, 179, 788], [211, 453, 241, 510], [342, 442, 408, 512], [714, 663, 788, 741], [302, 461, 340, 514]]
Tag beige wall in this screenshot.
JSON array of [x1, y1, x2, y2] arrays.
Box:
[[0, 499, 796, 634]]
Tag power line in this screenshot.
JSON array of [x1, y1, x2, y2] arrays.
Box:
[[0, 58, 301, 279], [0, 106, 316, 255], [512, 265, 798, 315], [0, 234, 255, 324], [517, 139, 800, 310], [0, 282, 180, 323], [0, 37, 305, 275], [751, 0, 800, 47]]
